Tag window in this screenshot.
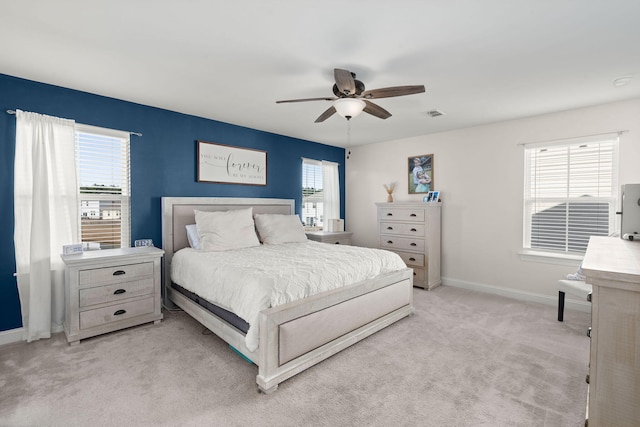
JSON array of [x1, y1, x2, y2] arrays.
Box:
[[302, 158, 324, 230], [301, 158, 340, 231], [75, 124, 131, 249], [523, 134, 618, 255]]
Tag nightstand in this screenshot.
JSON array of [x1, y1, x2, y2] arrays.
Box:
[[61, 246, 164, 344], [306, 231, 352, 245]]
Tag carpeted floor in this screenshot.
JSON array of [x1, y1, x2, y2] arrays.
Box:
[[0, 285, 590, 427]]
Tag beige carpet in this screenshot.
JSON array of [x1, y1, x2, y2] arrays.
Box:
[[0, 286, 590, 427]]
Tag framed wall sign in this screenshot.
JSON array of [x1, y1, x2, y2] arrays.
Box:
[[408, 154, 433, 194], [197, 140, 267, 185]]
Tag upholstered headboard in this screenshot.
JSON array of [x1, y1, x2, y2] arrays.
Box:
[[160, 197, 295, 306]]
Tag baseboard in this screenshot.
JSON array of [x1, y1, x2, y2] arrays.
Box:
[[0, 327, 24, 346], [442, 277, 591, 313], [0, 324, 64, 347]]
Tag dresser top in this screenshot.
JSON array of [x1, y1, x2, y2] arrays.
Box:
[[376, 202, 441, 207], [61, 246, 164, 265], [582, 236, 640, 284]]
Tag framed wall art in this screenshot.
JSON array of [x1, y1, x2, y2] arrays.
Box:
[[408, 154, 433, 194], [197, 140, 267, 185]]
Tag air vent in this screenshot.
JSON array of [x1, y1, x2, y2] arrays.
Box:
[[426, 109, 445, 118]]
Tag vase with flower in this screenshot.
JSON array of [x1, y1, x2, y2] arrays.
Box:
[[383, 183, 396, 203]]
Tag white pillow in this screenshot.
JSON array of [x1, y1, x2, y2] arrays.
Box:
[[254, 214, 308, 245], [194, 208, 260, 251], [185, 224, 201, 250]]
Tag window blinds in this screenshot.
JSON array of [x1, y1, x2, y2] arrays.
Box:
[[75, 125, 130, 249], [302, 158, 323, 230], [523, 134, 618, 254]]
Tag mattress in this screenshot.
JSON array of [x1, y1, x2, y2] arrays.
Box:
[[170, 240, 406, 351]]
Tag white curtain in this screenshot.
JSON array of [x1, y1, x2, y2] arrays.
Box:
[[14, 110, 78, 342], [322, 161, 340, 221]]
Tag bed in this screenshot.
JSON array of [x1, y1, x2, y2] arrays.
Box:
[[161, 197, 415, 393]]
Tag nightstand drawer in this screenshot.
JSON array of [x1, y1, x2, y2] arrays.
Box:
[[380, 236, 425, 252], [79, 278, 155, 308], [380, 222, 425, 236], [80, 296, 155, 330], [379, 208, 425, 222], [79, 261, 154, 286], [328, 238, 350, 245], [394, 251, 425, 267]]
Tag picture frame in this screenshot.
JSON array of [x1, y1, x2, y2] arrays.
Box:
[[408, 154, 433, 194], [197, 140, 267, 185], [423, 191, 440, 203]]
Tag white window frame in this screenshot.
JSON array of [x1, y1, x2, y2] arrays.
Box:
[[75, 124, 131, 249], [522, 133, 619, 258], [302, 158, 324, 231]]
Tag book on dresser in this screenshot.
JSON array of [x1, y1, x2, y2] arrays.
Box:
[[376, 202, 441, 290]]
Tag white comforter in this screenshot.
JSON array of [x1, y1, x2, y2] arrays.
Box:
[[170, 240, 406, 351]]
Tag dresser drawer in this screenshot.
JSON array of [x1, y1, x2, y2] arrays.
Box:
[[380, 236, 425, 252], [379, 208, 425, 222], [380, 222, 425, 236], [394, 250, 425, 267], [79, 261, 154, 286], [80, 296, 155, 330], [79, 278, 155, 308], [412, 267, 425, 286]]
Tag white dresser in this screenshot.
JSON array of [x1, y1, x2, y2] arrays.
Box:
[[62, 246, 164, 344], [376, 202, 441, 290], [582, 236, 640, 426]]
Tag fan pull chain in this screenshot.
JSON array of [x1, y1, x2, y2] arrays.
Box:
[[346, 120, 352, 159]]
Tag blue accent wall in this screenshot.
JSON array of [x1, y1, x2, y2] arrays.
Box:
[[0, 73, 345, 332]]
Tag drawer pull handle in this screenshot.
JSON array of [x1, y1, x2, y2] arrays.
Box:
[[387, 226, 393, 230], [413, 272, 417, 276], [387, 240, 393, 244], [114, 309, 127, 316], [334, 242, 340, 244], [409, 257, 416, 261], [410, 213, 417, 217], [386, 213, 393, 216], [410, 243, 417, 246], [113, 270, 126, 276], [113, 289, 126, 295], [410, 228, 417, 232]]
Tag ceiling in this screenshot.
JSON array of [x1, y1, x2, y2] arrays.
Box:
[[2, 1, 640, 147]]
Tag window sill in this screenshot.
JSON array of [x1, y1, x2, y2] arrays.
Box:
[[518, 250, 583, 266]]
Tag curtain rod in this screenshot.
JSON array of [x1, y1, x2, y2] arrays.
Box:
[[518, 130, 628, 146], [6, 109, 143, 137]]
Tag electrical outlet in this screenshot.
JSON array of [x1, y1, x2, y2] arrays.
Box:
[[134, 239, 154, 247]]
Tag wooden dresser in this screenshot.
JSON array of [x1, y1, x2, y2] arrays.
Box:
[[376, 202, 441, 290], [62, 246, 164, 344], [582, 236, 640, 426]]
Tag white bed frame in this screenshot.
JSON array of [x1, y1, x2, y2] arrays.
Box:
[[161, 197, 414, 393]]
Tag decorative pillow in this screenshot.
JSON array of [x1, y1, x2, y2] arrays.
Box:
[[185, 224, 201, 250], [194, 208, 260, 251], [254, 214, 308, 245]]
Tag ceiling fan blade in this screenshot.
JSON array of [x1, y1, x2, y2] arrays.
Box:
[[363, 100, 391, 119], [361, 85, 425, 99], [276, 97, 336, 103], [315, 106, 337, 123], [334, 68, 356, 96]]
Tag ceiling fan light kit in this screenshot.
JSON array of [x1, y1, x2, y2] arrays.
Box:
[[333, 98, 366, 120], [276, 68, 426, 123]]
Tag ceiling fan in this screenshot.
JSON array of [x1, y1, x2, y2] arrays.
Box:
[[276, 68, 425, 122]]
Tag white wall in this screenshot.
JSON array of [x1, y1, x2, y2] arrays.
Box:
[[346, 98, 640, 305]]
